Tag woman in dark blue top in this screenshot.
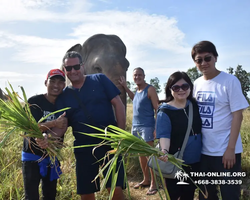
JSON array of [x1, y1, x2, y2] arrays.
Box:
[[156, 71, 202, 200]]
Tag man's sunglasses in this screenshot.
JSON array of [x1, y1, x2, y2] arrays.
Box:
[[171, 83, 190, 92], [64, 64, 81, 72], [194, 56, 212, 64]]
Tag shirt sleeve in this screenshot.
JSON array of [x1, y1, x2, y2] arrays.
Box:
[[28, 97, 43, 122], [156, 110, 172, 139], [54, 92, 67, 118], [228, 76, 249, 112], [99, 74, 121, 100]]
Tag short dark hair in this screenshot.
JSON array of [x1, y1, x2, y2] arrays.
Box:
[[62, 51, 83, 65], [133, 67, 145, 75], [191, 41, 219, 60], [164, 71, 194, 103]]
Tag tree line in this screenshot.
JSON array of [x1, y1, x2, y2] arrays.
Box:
[[126, 65, 250, 103]]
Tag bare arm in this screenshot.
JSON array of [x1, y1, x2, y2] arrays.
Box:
[[148, 86, 159, 138], [159, 138, 170, 152], [111, 95, 126, 130], [50, 122, 68, 138], [159, 138, 170, 162], [222, 109, 244, 169], [118, 76, 135, 100], [36, 114, 68, 149]]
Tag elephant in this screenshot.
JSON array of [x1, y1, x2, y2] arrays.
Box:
[[63, 34, 130, 106], [0, 88, 7, 101]]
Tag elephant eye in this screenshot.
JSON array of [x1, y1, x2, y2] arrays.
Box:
[[93, 65, 102, 73]]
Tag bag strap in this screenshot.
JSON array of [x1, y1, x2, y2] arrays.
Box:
[[179, 101, 193, 156], [68, 86, 94, 124]]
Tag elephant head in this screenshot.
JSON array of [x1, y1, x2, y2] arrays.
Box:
[[64, 34, 129, 106]]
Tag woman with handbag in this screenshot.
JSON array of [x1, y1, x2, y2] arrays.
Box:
[[156, 71, 202, 200]]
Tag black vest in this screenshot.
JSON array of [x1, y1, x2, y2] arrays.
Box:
[[158, 101, 202, 154]]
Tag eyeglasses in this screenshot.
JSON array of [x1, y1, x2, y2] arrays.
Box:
[[194, 56, 212, 64], [171, 83, 190, 92], [64, 64, 81, 72]]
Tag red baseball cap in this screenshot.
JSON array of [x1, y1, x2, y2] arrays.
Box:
[[46, 69, 65, 81]]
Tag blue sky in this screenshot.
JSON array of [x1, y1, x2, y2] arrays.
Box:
[[1, 0, 250, 99]]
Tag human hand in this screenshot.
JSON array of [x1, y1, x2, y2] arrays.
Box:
[[36, 133, 48, 149], [118, 76, 127, 88], [222, 148, 236, 169], [153, 130, 156, 139], [55, 112, 67, 129], [158, 149, 168, 162]]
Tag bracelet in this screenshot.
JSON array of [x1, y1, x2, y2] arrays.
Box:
[[163, 149, 169, 154]]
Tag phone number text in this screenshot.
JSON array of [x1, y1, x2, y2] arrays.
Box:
[[194, 180, 242, 185]]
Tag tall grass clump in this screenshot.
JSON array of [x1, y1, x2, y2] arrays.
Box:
[[125, 104, 133, 132], [0, 83, 70, 161], [241, 110, 250, 173], [0, 102, 250, 199], [76, 124, 192, 200]]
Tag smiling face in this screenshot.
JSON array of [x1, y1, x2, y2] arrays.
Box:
[[133, 69, 145, 86], [194, 52, 218, 79], [170, 78, 191, 101], [45, 76, 65, 97], [63, 57, 84, 84]]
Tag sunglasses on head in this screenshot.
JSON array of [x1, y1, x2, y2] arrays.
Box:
[[64, 64, 81, 72], [194, 56, 212, 64], [171, 83, 190, 92]]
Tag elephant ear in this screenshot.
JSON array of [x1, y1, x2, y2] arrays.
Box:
[[60, 44, 83, 71], [108, 35, 130, 71], [66, 44, 82, 54]]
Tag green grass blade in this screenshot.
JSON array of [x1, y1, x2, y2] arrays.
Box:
[[0, 127, 16, 148], [38, 107, 71, 123]]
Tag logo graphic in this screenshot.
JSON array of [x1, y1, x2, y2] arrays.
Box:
[[175, 170, 189, 185], [196, 91, 215, 129], [43, 111, 56, 121]]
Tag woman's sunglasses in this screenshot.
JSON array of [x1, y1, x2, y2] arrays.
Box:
[[171, 83, 190, 92], [194, 56, 212, 64], [64, 64, 81, 72]]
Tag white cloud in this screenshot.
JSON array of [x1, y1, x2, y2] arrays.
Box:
[[0, 0, 192, 99], [71, 11, 187, 53], [0, 71, 43, 80], [0, 0, 91, 22], [0, 72, 46, 98], [0, 31, 80, 66], [21, 0, 67, 8], [0, 7, 189, 67]]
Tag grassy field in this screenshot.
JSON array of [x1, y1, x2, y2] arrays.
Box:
[[0, 104, 250, 200]]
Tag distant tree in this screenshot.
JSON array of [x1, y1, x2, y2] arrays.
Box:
[[227, 65, 250, 102], [150, 77, 162, 94], [186, 67, 202, 82], [126, 81, 131, 90], [129, 81, 137, 93], [163, 82, 167, 94]]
